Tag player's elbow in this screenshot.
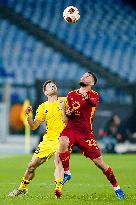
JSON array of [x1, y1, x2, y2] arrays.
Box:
[[30, 120, 40, 130], [31, 124, 38, 130], [31, 125, 36, 130], [91, 102, 98, 107], [63, 118, 68, 124]]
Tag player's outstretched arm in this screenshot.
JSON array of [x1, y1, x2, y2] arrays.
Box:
[[25, 106, 41, 130], [58, 98, 68, 124]]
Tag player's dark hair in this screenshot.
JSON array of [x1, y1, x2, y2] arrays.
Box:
[[43, 80, 56, 92], [87, 71, 97, 85]]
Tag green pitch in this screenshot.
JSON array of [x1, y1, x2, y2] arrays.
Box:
[[0, 154, 136, 205]]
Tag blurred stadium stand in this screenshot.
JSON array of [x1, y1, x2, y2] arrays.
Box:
[[0, 0, 136, 153], [1, 0, 136, 82]]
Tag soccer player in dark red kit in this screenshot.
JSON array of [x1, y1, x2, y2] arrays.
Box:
[[54, 72, 125, 199]]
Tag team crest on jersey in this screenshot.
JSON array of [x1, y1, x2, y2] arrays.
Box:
[[72, 101, 80, 110]]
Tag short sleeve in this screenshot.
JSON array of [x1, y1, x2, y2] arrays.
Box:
[[35, 103, 46, 122], [87, 92, 100, 107]]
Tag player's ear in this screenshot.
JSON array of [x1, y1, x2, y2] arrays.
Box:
[[44, 90, 48, 95], [43, 90, 47, 95]]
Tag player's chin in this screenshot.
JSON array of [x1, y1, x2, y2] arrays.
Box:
[[54, 91, 58, 95], [49, 91, 57, 95]]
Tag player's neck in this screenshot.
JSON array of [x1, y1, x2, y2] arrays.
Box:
[[80, 86, 91, 92], [47, 95, 58, 102]]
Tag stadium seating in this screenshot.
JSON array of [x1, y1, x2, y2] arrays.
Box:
[[1, 0, 136, 82], [0, 19, 86, 85]]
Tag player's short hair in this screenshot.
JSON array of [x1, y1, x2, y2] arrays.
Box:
[[43, 80, 56, 92], [87, 71, 97, 85]]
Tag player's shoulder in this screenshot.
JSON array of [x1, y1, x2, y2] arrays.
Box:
[[67, 89, 77, 96], [90, 89, 99, 96], [58, 97, 67, 101], [58, 97, 67, 103], [37, 102, 47, 109]]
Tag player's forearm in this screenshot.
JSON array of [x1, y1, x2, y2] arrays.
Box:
[[85, 98, 98, 107], [61, 109, 68, 124], [27, 116, 39, 130], [85, 92, 99, 107]]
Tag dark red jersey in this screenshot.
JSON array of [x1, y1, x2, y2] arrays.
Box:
[[66, 89, 100, 133]]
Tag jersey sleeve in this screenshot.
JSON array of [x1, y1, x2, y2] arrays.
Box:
[[86, 92, 100, 107], [34, 103, 46, 122]]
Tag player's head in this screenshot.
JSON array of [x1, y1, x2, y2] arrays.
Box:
[[43, 80, 57, 96], [80, 72, 97, 87]]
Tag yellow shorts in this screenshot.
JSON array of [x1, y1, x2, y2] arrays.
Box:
[[33, 134, 59, 159]]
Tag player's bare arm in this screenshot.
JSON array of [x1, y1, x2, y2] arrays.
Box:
[[25, 106, 41, 130], [58, 98, 68, 124]]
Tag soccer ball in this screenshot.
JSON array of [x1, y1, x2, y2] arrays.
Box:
[[63, 6, 80, 23]]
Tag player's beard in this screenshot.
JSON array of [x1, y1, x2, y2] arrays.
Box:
[[79, 82, 88, 87], [49, 90, 57, 96]]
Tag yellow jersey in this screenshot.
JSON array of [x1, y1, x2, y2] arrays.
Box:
[[34, 98, 66, 139]]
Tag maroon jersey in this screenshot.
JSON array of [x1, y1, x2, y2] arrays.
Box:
[[66, 89, 100, 133]]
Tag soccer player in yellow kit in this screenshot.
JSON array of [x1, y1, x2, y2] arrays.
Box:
[[8, 80, 69, 197]]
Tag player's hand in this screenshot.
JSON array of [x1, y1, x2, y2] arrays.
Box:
[[58, 98, 65, 110], [25, 106, 32, 115], [66, 106, 74, 116]]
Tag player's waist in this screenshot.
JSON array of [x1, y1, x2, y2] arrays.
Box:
[[43, 133, 59, 140], [45, 128, 64, 135], [67, 121, 93, 132]]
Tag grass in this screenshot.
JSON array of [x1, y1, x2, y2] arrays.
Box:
[[0, 153, 136, 205]]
